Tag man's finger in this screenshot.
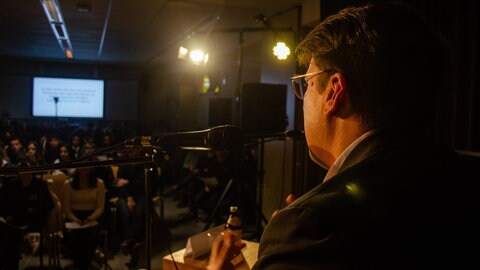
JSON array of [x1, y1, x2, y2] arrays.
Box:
[[286, 194, 297, 205], [210, 232, 224, 256]]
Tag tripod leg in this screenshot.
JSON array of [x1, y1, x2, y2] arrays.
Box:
[[202, 178, 234, 231]]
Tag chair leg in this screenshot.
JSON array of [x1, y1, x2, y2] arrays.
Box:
[[99, 230, 113, 270], [47, 232, 61, 269], [39, 232, 44, 269], [54, 233, 60, 268], [104, 230, 108, 270], [48, 233, 52, 268]]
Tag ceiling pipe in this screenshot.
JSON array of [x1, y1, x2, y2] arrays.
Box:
[[97, 0, 113, 59]]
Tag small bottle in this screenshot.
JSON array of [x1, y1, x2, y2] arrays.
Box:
[[225, 206, 242, 241]]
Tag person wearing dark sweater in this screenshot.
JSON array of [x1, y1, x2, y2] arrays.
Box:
[[0, 173, 54, 269], [112, 149, 149, 266]]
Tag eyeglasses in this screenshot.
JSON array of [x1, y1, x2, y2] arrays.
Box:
[[290, 70, 331, 100]]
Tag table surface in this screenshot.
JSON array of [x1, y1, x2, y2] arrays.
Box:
[[162, 240, 259, 270]]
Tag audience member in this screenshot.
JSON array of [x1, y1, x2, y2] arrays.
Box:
[[62, 166, 106, 270], [172, 150, 210, 208], [190, 150, 236, 224], [82, 141, 114, 198], [113, 149, 147, 266], [0, 170, 54, 269], [68, 134, 83, 160], [52, 143, 76, 177], [25, 141, 45, 166], [43, 134, 62, 164], [0, 144, 9, 167], [5, 136, 26, 166]]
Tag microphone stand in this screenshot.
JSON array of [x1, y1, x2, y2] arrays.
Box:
[[53, 96, 59, 128], [143, 151, 154, 270], [0, 142, 168, 270], [243, 131, 302, 240]]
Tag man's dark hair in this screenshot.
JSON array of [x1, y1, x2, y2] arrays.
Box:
[[296, 2, 451, 130]]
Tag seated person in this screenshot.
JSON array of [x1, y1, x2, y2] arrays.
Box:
[[112, 149, 161, 268], [173, 150, 211, 209], [25, 141, 46, 166], [113, 149, 147, 262], [52, 143, 76, 177], [62, 166, 105, 270], [0, 171, 54, 269], [190, 150, 236, 223], [5, 136, 26, 166]]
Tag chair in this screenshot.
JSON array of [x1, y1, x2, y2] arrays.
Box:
[[95, 228, 113, 270], [94, 197, 120, 270], [40, 189, 64, 269], [41, 173, 71, 203]]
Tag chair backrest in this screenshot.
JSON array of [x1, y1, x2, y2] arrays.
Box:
[[42, 173, 71, 203], [111, 165, 119, 179], [44, 190, 64, 235], [38, 190, 64, 268]]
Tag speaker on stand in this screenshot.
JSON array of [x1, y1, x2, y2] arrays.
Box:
[[240, 82, 287, 240], [209, 98, 233, 127]]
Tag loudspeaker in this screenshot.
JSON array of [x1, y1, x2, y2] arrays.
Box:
[[209, 98, 232, 127], [241, 83, 287, 134]]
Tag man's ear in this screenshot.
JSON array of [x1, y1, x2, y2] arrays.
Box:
[[324, 73, 347, 116]]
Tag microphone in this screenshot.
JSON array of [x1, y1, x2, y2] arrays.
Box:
[[125, 125, 244, 151], [284, 130, 305, 140]]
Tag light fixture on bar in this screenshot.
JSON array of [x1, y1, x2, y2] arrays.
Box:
[[40, 0, 63, 23], [39, 0, 74, 59], [178, 46, 209, 66], [273, 41, 290, 60], [65, 49, 74, 59]]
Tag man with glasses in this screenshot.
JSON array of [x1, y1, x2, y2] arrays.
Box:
[[207, 2, 478, 270]]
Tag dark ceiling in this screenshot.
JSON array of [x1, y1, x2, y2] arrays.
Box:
[[0, 0, 302, 66]]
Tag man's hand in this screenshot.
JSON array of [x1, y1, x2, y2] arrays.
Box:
[[84, 217, 95, 224], [207, 230, 245, 270], [74, 218, 83, 225], [115, 178, 129, 187], [127, 197, 136, 212], [271, 193, 297, 218], [5, 216, 13, 224]]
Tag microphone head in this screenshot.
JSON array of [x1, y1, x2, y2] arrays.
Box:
[[284, 130, 305, 140], [207, 125, 244, 151]]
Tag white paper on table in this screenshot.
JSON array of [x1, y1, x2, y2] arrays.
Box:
[[184, 224, 226, 259], [65, 220, 98, 229]]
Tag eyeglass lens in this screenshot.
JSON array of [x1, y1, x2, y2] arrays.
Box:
[[291, 77, 308, 99]]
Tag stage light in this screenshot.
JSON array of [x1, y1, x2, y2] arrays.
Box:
[[178, 46, 209, 66], [178, 46, 189, 59], [189, 49, 209, 65], [202, 75, 211, 94], [273, 42, 290, 60]]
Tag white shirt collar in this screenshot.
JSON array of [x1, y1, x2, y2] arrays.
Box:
[[323, 130, 377, 182]]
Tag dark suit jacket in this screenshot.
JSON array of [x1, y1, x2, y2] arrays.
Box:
[[254, 127, 479, 269]]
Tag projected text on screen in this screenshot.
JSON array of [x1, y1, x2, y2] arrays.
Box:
[[33, 77, 104, 118]]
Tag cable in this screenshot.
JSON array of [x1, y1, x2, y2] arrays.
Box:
[[166, 238, 179, 270], [277, 139, 287, 210]]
